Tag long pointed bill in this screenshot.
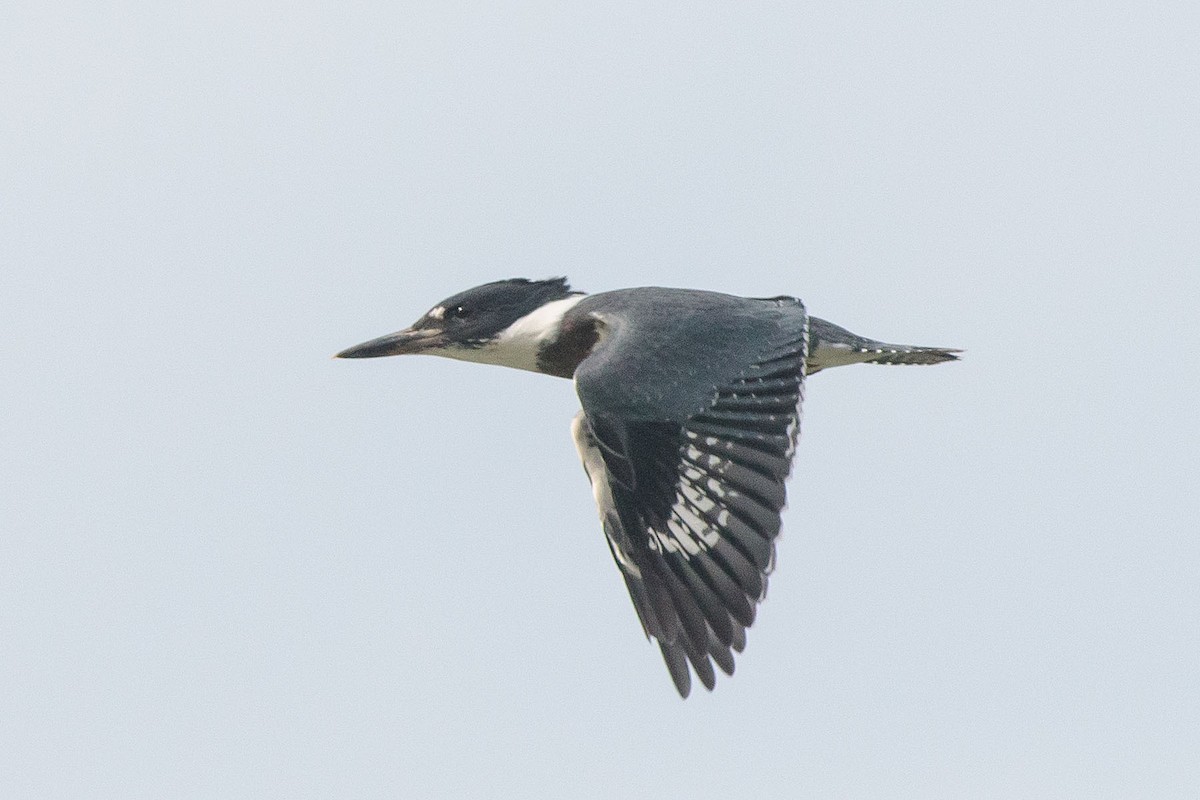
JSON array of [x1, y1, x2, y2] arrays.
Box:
[[335, 327, 442, 359]]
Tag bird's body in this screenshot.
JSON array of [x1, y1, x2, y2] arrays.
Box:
[[338, 278, 959, 696]]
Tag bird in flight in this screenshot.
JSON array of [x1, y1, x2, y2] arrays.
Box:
[[337, 278, 959, 697]]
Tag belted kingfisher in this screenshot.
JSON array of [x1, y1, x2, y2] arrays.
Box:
[[337, 278, 959, 697]]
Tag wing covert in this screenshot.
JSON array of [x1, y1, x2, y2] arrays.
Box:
[[570, 291, 809, 696]]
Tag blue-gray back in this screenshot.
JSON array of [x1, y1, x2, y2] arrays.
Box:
[[570, 287, 808, 421]]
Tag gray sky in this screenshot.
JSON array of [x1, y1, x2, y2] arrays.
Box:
[[3, 2, 1198, 797]]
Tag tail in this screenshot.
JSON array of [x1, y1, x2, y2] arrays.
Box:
[[807, 317, 961, 374], [859, 345, 962, 367]]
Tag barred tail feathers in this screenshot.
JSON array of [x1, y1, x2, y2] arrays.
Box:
[[861, 346, 962, 367], [806, 316, 961, 373]]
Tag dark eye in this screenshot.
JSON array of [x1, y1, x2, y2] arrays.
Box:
[[448, 305, 470, 319]]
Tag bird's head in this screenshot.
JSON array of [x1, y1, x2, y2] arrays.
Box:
[[336, 277, 585, 373]]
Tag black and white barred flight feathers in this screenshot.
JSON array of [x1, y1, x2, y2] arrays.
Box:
[[337, 278, 960, 697]]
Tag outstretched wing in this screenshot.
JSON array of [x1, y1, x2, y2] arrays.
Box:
[[569, 290, 809, 696]]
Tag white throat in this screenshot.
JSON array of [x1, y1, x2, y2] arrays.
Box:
[[435, 294, 586, 373]]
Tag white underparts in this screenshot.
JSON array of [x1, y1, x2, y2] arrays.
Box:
[[571, 412, 642, 578]]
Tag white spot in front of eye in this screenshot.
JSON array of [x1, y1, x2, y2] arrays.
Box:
[[428, 306, 445, 320]]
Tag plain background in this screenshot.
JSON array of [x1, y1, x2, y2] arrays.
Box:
[[3, 2, 1198, 798]]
